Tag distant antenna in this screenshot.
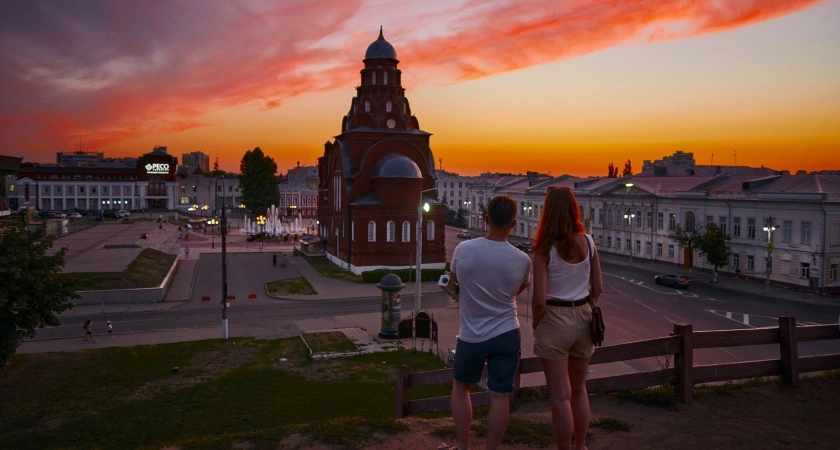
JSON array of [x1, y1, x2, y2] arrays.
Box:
[[733, 149, 737, 166], [710, 153, 714, 165], [439, 157, 443, 171]]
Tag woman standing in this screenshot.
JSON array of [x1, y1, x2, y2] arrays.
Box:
[[531, 187, 603, 450], [82, 318, 96, 343]]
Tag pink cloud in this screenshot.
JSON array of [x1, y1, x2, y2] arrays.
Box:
[[0, 0, 826, 161]]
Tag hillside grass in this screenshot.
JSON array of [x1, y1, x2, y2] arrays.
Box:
[[0, 337, 448, 449]]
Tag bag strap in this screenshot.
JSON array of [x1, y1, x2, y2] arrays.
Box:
[[585, 234, 595, 307]]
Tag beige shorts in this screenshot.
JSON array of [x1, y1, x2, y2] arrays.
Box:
[[533, 302, 595, 360]]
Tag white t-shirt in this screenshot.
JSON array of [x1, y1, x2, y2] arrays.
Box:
[[451, 237, 532, 343]]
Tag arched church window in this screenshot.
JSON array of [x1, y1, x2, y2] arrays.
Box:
[[368, 221, 376, 242], [386, 101, 392, 113], [372, 72, 376, 84], [402, 221, 411, 242], [427, 220, 435, 241], [386, 221, 395, 242], [384, 71, 388, 84], [365, 101, 370, 112]]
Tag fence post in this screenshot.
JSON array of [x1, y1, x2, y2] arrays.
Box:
[[779, 316, 799, 387], [673, 323, 694, 404], [395, 365, 410, 418]]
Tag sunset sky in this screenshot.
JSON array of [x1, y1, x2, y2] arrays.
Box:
[[1, 0, 838, 177]]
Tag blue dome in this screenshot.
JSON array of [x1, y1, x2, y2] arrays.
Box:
[[365, 27, 397, 60], [373, 154, 421, 178]]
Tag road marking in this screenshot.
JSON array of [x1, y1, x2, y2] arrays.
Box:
[[662, 315, 677, 324], [707, 309, 755, 328], [634, 299, 657, 313]]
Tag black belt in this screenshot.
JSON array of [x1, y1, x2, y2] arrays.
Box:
[[546, 297, 589, 307]]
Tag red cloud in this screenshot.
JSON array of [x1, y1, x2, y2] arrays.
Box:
[[0, 0, 826, 160]]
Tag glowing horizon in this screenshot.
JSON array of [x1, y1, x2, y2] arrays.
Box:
[[1, 0, 837, 177]]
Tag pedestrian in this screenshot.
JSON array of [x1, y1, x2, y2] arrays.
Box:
[[446, 195, 531, 450], [282, 254, 289, 268], [272, 253, 277, 267], [259, 242, 263, 252], [107, 321, 113, 337], [185, 246, 190, 259], [82, 318, 96, 343], [530, 186, 603, 450]]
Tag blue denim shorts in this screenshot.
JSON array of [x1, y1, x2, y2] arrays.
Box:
[[453, 328, 521, 393]]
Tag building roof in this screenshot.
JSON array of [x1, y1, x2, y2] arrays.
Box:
[[372, 154, 421, 179]]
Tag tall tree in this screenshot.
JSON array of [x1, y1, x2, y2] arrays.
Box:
[[239, 147, 280, 216], [698, 223, 732, 283], [667, 224, 702, 270], [608, 162, 614, 177], [622, 159, 633, 176], [0, 223, 77, 365]]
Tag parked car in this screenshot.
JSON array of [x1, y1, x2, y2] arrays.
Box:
[[117, 209, 131, 218], [456, 230, 471, 239], [102, 210, 118, 219], [68, 212, 83, 220], [654, 274, 692, 289], [52, 211, 67, 219], [514, 241, 532, 253]]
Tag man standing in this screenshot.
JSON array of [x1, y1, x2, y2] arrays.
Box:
[[447, 195, 531, 450], [272, 253, 277, 267]]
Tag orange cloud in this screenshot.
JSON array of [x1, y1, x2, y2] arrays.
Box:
[[0, 0, 827, 163]]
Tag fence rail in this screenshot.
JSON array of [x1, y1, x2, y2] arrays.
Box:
[[395, 317, 840, 418]]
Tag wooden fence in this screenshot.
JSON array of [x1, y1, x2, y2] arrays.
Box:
[[395, 317, 840, 418]]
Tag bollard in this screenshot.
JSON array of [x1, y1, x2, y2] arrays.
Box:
[[377, 274, 405, 339]]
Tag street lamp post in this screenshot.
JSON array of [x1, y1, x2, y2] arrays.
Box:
[[201, 204, 208, 218], [763, 216, 777, 293], [415, 188, 435, 314], [523, 204, 532, 242], [207, 218, 219, 249], [463, 200, 471, 228], [624, 211, 635, 262]]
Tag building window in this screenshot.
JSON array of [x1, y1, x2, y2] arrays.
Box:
[[646, 212, 653, 228], [657, 212, 663, 229], [386, 221, 395, 242], [831, 263, 837, 281], [685, 211, 696, 232], [668, 244, 675, 258], [402, 221, 410, 242], [598, 209, 604, 225], [626, 239, 631, 251], [607, 209, 613, 225], [607, 236, 612, 247], [635, 240, 641, 253], [383, 72, 388, 84], [719, 217, 727, 234], [616, 238, 621, 249], [645, 241, 651, 254], [747, 255, 754, 270], [747, 218, 756, 239], [367, 221, 376, 242], [427, 220, 434, 241], [656, 243, 663, 256], [364, 101, 370, 112], [800, 262, 811, 278], [732, 253, 740, 268], [668, 213, 676, 230], [635, 212, 642, 227], [386, 101, 392, 112], [733, 217, 741, 237], [782, 221, 792, 243], [706, 215, 714, 226], [371, 72, 376, 84], [801, 222, 812, 244]]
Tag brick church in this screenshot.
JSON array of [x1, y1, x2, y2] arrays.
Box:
[[317, 28, 446, 274]]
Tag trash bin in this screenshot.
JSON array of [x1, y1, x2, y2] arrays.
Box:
[[377, 274, 405, 339]]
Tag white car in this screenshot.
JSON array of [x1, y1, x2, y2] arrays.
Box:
[[69, 212, 83, 220], [117, 210, 131, 218]]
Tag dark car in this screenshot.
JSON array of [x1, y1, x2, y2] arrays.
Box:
[[515, 241, 532, 253], [654, 274, 691, 289], [456, 230, 471, 239]]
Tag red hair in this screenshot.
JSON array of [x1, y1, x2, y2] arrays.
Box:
[[532, 187, 585, 260]]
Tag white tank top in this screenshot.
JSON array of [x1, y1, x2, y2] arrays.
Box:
[[545, 234, 593, 301]]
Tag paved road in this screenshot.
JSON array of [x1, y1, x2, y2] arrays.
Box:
[[20, 219, 840, 385]]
